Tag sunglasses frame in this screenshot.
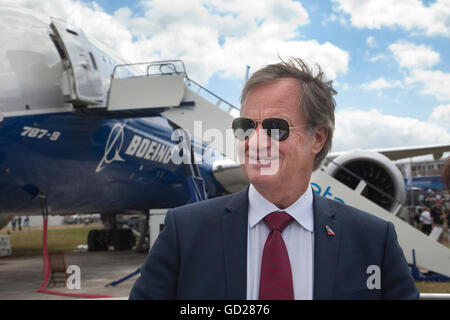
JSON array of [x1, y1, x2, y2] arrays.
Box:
[[232, 117, 310, 142]]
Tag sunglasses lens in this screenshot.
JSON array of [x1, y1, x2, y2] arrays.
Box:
[[262, 118, 290, 141], [232, 118, 256, 140]]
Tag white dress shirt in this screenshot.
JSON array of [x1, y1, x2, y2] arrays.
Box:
[[420, 210, 432, 225], [246, 184, 314, 300]]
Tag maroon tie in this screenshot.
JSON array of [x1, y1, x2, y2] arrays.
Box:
[[259, 211, 295, 300]]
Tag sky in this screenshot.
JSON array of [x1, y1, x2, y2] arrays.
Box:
[[3, 0, 450, 156]]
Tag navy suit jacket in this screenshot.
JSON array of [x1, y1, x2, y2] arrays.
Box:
[[129, 186, 419, 300]]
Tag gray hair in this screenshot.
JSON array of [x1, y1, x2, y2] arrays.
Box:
[[240, 57, 337, 170]]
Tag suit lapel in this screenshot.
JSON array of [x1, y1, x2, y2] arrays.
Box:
[[222, 186, 249, 299], [313, 194, 342, 300]]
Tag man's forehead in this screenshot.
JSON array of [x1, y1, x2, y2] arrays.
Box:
[[246, 78, 302, 98], [241, 86, 303, 120], [242, 78, 301, 107], [241, 105, 294, 119]]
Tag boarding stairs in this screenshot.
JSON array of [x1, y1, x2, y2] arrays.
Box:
[[80, 60, 240, 163]]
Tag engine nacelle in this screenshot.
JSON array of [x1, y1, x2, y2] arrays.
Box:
[[325, 151, 406, 213]]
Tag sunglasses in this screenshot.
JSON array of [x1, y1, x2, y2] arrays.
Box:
[[232, 117, 309, 142]]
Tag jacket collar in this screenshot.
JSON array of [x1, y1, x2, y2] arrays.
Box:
[[221, 186, 342, 300]]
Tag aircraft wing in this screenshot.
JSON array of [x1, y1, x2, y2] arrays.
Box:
[[328, 143, 450, 161]]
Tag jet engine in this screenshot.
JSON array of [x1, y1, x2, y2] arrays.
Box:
[[325, 151, 406, 213]]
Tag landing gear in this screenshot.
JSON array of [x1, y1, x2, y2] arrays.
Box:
[[87, 229, 108, 251], [112, 229, 135, 251], [87, 214, 136, 252]]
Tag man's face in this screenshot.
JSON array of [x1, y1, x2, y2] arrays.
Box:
[[238, 78, 327, 192]]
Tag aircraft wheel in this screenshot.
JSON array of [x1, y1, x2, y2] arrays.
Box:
[[112, 229, 136, 251], [88, 229, 108, 251]]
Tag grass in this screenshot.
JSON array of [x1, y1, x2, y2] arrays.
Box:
[[415, 281, 450, 293], [2, 224, 102, 257]]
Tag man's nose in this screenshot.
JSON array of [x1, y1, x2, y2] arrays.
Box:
[[246, 124, 271, 151]]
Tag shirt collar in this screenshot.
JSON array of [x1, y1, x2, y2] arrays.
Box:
[[248, 184, 314, 232]]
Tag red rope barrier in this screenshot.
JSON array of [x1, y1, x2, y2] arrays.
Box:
[[37, 215, 116, 299]]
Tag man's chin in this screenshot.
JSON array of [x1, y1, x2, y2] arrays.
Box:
[[245, 165, 281, 186]]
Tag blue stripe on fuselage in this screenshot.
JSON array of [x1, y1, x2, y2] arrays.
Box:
[[0, 112, 226, 215]]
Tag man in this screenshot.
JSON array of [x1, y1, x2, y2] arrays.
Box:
[[430, 201, 444, 227], [430, 200, 445, 241], [129, 58, 418, 300], [418, 193, 424, 205], [420, 207, 432, 235], [443, 158, 450, 243]]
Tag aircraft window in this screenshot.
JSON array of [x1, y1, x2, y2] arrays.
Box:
[[66, 29, 79, 36], [89, 52, 98, 70], [102, 56, 106, 63]]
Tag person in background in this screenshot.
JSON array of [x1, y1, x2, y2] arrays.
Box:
[[408, 208, 415, 226], [413, 208, 421, 229], [430, 201, 445, 241], [420, 207, 432, 235], [418, 193, 424, 206], [424, 194, 432, 208], [441, 157, 450, 243]]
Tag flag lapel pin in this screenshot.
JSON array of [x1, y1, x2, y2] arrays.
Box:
[[325, 225, 335, 236]]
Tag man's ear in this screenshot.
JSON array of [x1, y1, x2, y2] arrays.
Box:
[[311, 126, 328, 155]]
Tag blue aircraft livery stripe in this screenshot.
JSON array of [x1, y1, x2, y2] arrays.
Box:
[[0, 112, 227, 215]]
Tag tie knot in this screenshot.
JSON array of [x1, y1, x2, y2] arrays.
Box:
[[263, 211, 294, 232]]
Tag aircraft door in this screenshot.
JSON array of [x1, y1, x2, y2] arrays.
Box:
[[50, 19, 104, 106]]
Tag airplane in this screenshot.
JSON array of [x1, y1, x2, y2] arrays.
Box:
[[0, 6, 449, 277]]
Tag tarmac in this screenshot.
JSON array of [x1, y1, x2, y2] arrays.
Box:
[[0, 250, 147, 299]]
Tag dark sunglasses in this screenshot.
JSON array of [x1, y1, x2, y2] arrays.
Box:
[[232, 117, 309, 142]]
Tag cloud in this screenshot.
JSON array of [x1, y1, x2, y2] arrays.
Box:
[[3, 0, 138, 60], [428, 105, 450, 130], [363, 41, 448, 102], [405, 69, 450, 101], [359, 77, 402, 90], [321, 12, 349, 26], [388, 41, 440, 69], [334, 81, 350, 91], [366, 36, 377, 48], [7, 0, 349, 84], [367, 53, 387, 63], [116, 0, 347, 82], [332, 0, 450, 37], [333, 108, 450, 151]]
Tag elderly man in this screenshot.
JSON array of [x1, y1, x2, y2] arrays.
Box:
[[129, 58, 418, 300]]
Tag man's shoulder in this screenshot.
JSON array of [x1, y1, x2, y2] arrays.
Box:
[[315, 196, 398, 255], [170, 191, 243, 220], [316, 195, 390, 230]]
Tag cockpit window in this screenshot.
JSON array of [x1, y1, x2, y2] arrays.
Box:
[[66, 29, 79, 36]]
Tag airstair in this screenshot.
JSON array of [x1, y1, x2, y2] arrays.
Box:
[[86, 60, 239, 163]]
